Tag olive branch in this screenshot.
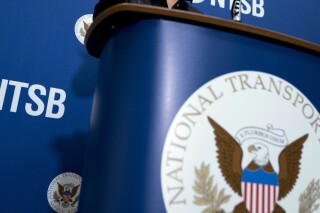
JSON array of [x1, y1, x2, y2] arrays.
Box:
[[299, 179, 320, 213], [193, 162, 231, 213], [53, 191, 61, 204]]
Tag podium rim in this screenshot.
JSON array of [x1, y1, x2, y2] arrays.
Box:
[[85, 3, 320, 58]]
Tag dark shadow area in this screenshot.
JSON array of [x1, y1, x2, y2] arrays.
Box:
[[72, 48, 99, 98], [52, 44, 99, 174], [52, 132, 89, 175]]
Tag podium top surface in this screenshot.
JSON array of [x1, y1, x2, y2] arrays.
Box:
[[85, 3, 320, 58]]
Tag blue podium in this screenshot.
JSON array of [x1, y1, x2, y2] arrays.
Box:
[[79, 4, 320, 213]]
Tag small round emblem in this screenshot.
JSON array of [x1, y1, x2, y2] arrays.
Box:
[[74, 14, 93, 45], [47, 172, 82, 213]]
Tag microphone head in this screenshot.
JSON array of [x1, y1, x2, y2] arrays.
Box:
[[231, 0, 242, 22]]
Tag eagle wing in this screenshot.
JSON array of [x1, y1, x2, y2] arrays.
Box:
[[71, 185, 80, 198], [57, 182, 64, 197], [278, 134, 308, 200], [208, 117, 243, 196]]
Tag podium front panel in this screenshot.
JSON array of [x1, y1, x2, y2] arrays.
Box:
[[79, 17, 320, 213]]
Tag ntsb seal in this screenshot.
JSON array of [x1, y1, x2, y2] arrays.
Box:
[[161, 71, 320, 213], [47, 172, 82, 213], [74, 14, 93, 45]]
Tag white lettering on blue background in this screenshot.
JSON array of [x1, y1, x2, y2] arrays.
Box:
[[193, 0, 265, 18], [0, 78, 66, 119]]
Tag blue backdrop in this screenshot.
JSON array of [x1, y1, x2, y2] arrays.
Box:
[[193, 0, 320, 45], [0, 0, 318, 212], [0, 0, 98, 212]]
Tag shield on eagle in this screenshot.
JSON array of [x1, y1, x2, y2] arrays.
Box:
[[207, 117, 308, 213]]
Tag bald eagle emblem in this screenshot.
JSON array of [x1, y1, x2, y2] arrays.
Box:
[[53, 182, 80, 208], [208, 117, 308, 213]]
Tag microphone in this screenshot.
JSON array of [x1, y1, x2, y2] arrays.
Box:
[[231, 0, 241, 22]]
